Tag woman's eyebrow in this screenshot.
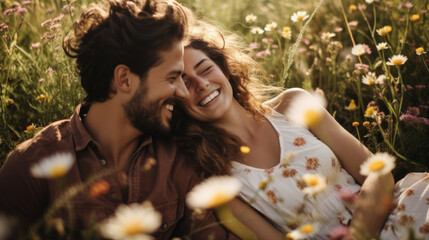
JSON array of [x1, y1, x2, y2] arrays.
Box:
[[194, 59, 208, 70]]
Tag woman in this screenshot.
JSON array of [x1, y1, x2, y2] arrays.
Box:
[[173, 20, 429, 239]]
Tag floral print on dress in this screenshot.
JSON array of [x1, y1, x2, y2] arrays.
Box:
[[282, 168, 297, 178], [265, 168, 274, 174], [243, 168, 251, 174], [398, 215, 415, 226], [331, 157, 336, 168], [396, 204, 406, 211], [420, 223, 429, 234], [405, 189, 415, 196], [305, 157, 320, 170], [293, 137, 306, 147], [267, 190, 280, 205]]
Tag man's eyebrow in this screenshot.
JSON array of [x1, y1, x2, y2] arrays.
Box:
[[167, 70, 183, 77], [194, 59, 208, 70]]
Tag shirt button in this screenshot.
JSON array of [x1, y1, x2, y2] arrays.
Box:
[[100, 159, 106, 166], [161, 222, 168, 230]]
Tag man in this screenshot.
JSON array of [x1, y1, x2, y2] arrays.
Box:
[[0, 0, 238, 239]]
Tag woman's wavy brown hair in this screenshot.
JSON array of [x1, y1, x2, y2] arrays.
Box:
[[172, 20, 282, 176], [63, 0, 193, 104]]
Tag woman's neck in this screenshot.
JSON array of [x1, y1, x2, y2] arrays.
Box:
[[212, 100, 262, 145]]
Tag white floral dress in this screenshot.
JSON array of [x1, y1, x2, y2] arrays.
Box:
[[231, 111, 429, 239]]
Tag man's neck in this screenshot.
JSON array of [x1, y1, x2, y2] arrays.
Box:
[[84, 101, 142, 167]]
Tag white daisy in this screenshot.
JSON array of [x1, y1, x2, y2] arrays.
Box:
[[245, 13, 257, 23], [187, 176, 242, 209], [376, 42, 388, 51], [362, 72, 381, 85], [320, 32, 335, 41], [351, 44, 367, 56], [30, 152, 74, 178], [291, 11, 309, 23], [286, 91, 327, 129], [264, 21, 277, 32], [360, 152, 396, 176], [99, 202, 162, 240], [286, 223, 321, 239], [386, 54, 408, 66], [299, 173, 327, 196], [250, 26, 264, 35], [365, 0, 374, 4]]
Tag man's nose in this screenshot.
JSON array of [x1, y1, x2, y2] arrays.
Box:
[[175, 77, 190, 100]]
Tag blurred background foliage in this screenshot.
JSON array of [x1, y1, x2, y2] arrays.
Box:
[[1, 0, 428, 180]]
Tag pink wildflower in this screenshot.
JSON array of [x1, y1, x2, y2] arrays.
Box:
[[41, 19, 52, 28], [0, 23, 8, 31], [256, 49, 270, 57], [38, 78, 45, 83], [261, 38, 273, 44], [415, 85, 426, 89], [406, 85, 413, 90], [354, 63, 369, 70], [364, 44, 372, 54], [358, 4, 367, 10], [23, 0, 31, 5], [3, 9, 13, 16], [30, 42, 41, 49], [14, 7, 27, 16], [249, 42, 260, 49], [334, 27, 343, 32], [329, 225, 350, 240], [348, 21, 358, 27], [406, 107, 419, 116]]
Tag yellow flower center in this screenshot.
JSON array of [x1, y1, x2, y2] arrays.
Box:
[[352, 122, 359, 127], [363, 121, 370, 127], [392, 58, 404, 66], [306, 176, 319, 186], [50, 165, 68, 178], [124, 221, 144, 236], [369, 160, 385, 172], [209, 193, 231, 208], [297, 16, 304, 21], [304, 109, 322, 127], [283, 27, 291, 32], [300, 224, 315, 234]]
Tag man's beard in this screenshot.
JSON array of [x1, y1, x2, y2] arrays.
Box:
[[123, 85, 171, 137]]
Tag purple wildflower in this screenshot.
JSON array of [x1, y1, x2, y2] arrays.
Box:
[[30, 42, 41, 49], [14, 7, 27, 16], [406, 107, 419, 116], [256, 49, 270, 57], [249, 42, 260, 49]]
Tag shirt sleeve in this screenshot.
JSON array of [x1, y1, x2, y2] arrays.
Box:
[[0, 150, 49, 226]]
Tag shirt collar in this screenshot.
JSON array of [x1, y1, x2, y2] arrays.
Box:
[[70, 104, 153, 152]]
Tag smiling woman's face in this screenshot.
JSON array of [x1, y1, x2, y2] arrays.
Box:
[[181, 47, 233, 122]]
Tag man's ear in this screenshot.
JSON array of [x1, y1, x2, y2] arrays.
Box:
[[113, 64, 133, 94]]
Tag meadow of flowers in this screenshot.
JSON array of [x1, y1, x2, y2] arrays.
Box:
[[0, 0, 428, 239]]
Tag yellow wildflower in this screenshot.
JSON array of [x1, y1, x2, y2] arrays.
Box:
[[352, 122, 359, 127], [345, 99, 358, 110], [416, 47, 426, 56], [410, 14, 420, 22], [363, 121, 370, 127], [349, 5, 357, 12], [25, 124, 36, 132], [36, 94, 50, 103], [376, 25, 392, 36]]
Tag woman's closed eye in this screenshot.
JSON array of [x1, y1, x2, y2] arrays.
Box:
[[199, 66, 212, 75]]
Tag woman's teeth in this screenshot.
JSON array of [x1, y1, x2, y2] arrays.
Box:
[[165, 104, 174, 111], [199, 90, 219, 106]]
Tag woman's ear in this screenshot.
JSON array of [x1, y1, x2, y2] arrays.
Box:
[[113, 64, 133, 94]]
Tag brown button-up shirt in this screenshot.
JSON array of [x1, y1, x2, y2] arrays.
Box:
[[0, 105, 238, 239]]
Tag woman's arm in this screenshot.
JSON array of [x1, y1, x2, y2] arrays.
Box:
[[222, 198, 284, 240], [266, 88, 394, 238]]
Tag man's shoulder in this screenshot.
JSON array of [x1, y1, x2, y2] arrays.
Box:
[[7, 119, 74, 164]]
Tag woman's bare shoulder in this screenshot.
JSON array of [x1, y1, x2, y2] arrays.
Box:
[[264, 88, 310, 115]]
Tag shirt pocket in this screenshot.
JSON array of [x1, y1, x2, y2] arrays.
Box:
[[152, 200, 185, 238]]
